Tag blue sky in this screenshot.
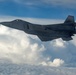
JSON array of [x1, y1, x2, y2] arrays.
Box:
[[0, 0, 76, 19]]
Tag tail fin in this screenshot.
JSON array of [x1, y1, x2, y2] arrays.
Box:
[[64, 15, 75, 23]]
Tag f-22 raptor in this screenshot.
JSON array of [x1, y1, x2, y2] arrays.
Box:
[[0, 15, 76, 41]]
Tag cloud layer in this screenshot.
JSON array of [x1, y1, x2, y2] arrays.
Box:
[[0, 63, 76, 75]]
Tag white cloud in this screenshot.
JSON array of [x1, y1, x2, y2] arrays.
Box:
[[40, 58, 64, 67], [43, 0, 76, 6], [1, 0, 76, 8], [50, 58, 64, 67], [0, 25, 46, 64], [50, 39, 66, 48], [13, 0, 76, 8]]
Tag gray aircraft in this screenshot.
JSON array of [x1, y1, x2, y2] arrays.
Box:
[[0, 15, 76, 41]]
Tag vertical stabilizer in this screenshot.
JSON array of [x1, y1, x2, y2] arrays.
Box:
[[64, 15, 75, 23]]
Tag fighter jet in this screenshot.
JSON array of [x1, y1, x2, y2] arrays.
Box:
[[0, 15, 76, 41]]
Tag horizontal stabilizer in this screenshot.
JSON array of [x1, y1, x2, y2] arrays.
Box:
[[64, 15, 75, 23], [37, 35, 56, 41], [62, 37, 72, 41]]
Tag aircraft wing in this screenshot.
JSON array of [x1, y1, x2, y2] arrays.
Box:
[[38, 35, 73, 41]]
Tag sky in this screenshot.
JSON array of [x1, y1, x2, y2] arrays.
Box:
[[0, 0, 76, 19], [1, 0, 76, 75]]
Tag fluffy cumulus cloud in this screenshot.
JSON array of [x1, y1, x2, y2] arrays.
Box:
[[0, 24, 65, 67], [40, 58, 64, 67], [0, 25, 44, 64], [0, 16, 76, 68]]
